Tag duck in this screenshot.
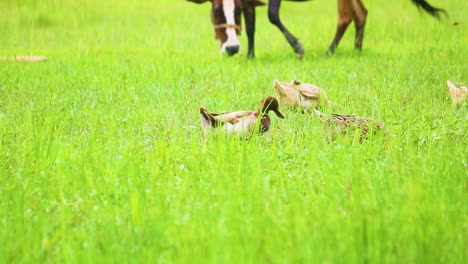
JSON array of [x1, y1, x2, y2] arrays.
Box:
[[313, 109, 385, 143], [274, 80, 331, 109], [200, 96, 285, 139], [447, 80, 467, 105]]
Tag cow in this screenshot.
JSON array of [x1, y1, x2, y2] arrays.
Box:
[[186, 0, 446, 58]]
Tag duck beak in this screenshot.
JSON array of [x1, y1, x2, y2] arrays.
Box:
[[273, 109, 285, 119]]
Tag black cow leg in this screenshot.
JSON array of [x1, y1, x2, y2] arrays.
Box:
[[268, 0, 304, 59], [353, 2, 368, 51], [354, 20, 365, 51], [242, 1, 256, 59]]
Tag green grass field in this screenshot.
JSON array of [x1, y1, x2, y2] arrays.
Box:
[[0, 0, 466, 262]]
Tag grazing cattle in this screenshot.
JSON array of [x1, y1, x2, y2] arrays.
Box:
[[186, 0, 446, 58]]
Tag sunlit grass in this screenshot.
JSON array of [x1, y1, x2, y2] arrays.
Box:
[[0, 0, 466, 262]]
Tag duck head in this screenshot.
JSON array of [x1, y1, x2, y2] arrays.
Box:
[[274, 80, 301, 107], [258, 96, 285, 118]]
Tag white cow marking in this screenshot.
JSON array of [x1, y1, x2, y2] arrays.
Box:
[[221, 0, 240, 53]]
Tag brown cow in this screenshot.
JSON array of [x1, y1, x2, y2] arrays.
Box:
[[187, 0, 446, 58]]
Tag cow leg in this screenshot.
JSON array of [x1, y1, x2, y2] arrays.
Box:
[[327, 0, 353, 56], [268, 0, 304, 59], [352, 0, 368, 51], [242, 0, 256, 59]]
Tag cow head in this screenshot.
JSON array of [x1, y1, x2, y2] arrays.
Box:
[[187, 0, 243, 56]]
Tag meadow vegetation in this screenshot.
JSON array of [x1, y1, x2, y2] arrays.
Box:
[[0, 0, 466, 262]]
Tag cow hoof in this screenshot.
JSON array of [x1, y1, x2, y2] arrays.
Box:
[[293, 42, 304, 59], [295, 47, 304, 59]]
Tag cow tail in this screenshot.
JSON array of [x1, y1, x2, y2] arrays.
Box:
[[411, 0, 447, 19]]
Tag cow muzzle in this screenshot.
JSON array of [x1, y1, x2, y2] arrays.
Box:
[[225, 45, 240, 56]]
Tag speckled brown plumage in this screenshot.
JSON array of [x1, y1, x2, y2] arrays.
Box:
[[313, 109, 385, 143]]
